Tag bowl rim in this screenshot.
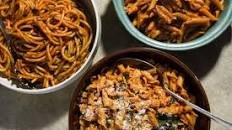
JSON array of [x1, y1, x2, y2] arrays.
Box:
[[69, 47, 211, 130], [113, 0, 232, 51], [0, 0, 101, 94]]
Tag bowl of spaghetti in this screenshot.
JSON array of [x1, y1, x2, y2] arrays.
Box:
[[113, 0, 232, 51], [0, 0, 101, 94], [69, 48, 210, 130]]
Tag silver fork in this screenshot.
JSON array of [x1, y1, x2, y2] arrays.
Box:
[[117, 57, 232, 130]]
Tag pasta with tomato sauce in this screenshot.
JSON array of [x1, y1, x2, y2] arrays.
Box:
[[0, 0, 92, 88], [78, 64, 197, 130]]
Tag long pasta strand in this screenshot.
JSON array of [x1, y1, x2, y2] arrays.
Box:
[[0, 0, 92, 88]]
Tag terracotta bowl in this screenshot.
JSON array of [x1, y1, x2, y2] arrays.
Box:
[[69, 47, 210, 130]]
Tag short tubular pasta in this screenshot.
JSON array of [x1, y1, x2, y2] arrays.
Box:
[[124, 0, 224, 43], [0, 0, 92, 88], [78, 64, 197, 130]]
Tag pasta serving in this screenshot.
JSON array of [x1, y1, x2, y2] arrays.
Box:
[[78, 64, 197, 130], [0, 0, 92, 88], [124, 0, 224, 43]]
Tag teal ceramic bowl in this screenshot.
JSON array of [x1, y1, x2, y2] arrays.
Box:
[[113, 0, 232, 51]]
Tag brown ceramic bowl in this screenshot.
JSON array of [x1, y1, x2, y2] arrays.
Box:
[[69, 47, 210, 130]]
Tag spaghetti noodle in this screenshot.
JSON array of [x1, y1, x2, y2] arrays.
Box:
[[0, 0, 92, 88]]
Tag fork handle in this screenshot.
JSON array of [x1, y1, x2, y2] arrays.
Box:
[[165, 87, 232, 130]]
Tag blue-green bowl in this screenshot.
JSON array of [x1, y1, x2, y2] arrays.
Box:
[[113, 0, 232, 51]]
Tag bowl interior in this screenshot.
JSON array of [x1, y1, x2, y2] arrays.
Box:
[[69, 48, 210, 130], [0, 0, 100, 94], [113, 0, 232, 51]]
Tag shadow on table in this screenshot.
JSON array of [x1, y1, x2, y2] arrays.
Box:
[[0, 82, 76, 130], [101, 2, 232, 79], [101, 2, 144, 54], [170, 27, 232, 79]]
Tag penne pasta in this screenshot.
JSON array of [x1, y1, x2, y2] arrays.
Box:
[[78, 64, 197, 130], [124, 0, 224, 43]]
